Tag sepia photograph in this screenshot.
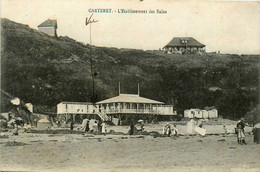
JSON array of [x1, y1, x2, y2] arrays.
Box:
[[0, 0, 260, 171]]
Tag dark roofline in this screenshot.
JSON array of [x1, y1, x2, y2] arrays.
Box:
[[164, 37, 205, 48], [38, 19, 57, 28]]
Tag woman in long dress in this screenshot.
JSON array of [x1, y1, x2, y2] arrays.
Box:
[[101, 122, 106, 133], [187, 119, 196, 135]]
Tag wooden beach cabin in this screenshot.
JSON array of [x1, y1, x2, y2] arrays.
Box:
[[184, 108, 218, 119], [163, 37, 205, 54], [57, 102, 100, 123]]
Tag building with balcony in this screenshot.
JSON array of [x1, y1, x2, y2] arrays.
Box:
[[163, 37, 205, 54]]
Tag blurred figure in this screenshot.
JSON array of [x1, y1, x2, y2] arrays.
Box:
[[187, 119, 196, 135], [237, 118, 246, 145], [253, 123, 260, 144], [164, 123, 171, 137], [136, 120, 144, 131], [13, 124, 18, 136], [129, 122, 134, 135], [98, 120, 102, 132], [85, 120, 90, 132], [70, 121, 74, 131], [223, 125, 227, 137], [93, 121, 98, 132], [101, 122, 107, 133], [172, 124, 178, 136]]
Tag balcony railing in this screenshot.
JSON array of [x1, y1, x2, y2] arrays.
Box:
[[100, 108, 176, 115]]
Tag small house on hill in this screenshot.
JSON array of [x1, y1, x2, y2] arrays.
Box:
[[163, 37, 205, 54], [38, 19, 57, 37]]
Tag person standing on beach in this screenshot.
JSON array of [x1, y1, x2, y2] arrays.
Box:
[[130, 122, 134, 135], [237, 118, 246, 145], [98, 120, 102, 132], [101, 122, 107, 133], [70, 121, 74, 131], [85, 121, 90, 132]]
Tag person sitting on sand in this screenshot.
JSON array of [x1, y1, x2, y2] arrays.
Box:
[[172, 124, 178, 136], [164, 123, 171, 137], [136, 120, 145, 132]]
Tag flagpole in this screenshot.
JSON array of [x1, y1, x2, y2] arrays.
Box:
[[90, 23, 92, 45], [85, 14, 98, 104]]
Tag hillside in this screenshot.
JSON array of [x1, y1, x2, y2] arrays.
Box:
[[1, 18, 259, 121]]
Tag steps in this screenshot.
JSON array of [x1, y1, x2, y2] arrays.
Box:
[[96, 111, 110, 122]]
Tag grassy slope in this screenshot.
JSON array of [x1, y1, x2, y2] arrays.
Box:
[[1, 18, 259, 120]]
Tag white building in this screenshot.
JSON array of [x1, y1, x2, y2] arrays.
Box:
[[96, 93, 176, 116], [57, 102, 94, 115], [38, 19, 57, 37], [184, 108, 218, 119], [57, 94, 176, 123]]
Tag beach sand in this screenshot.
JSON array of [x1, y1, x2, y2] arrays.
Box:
[[0, 124, 259, 172]]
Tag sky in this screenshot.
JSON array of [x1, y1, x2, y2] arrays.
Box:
[[1, 0, 260, 54]]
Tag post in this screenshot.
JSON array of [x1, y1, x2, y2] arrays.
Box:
[[138, 83, 140, 96], [73, 114, 75, 122], [90, 24, 92, 45], [119, 82, 120, 95]]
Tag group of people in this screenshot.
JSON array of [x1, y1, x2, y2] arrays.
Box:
[[129, 120, 145, 135], [163, 123, 178, 136], [81, 119, 107, 133], [186, 118, 206, 136]]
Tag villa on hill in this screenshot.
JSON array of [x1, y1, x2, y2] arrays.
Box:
[[163, 37, 206, 54], [38, 19, 58, 37]]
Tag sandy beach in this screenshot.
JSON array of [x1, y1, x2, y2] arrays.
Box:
[[0, 123, 259, 172]]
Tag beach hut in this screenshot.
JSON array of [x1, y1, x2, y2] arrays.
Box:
[[202, 110, 209, 119], [37, 118, 51, 130], [212, 109, 218, 118], [184, 110, 193, 118], [190, 109, 202, 119], [208, 109, 218, 118], [194, 109, 203, 118]]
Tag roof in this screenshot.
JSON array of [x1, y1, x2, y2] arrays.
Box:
[[58, 101, 93, 105], [164, 37, 205, 48], [96, 94, 164, 104], [38, 19, 57, 28]]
